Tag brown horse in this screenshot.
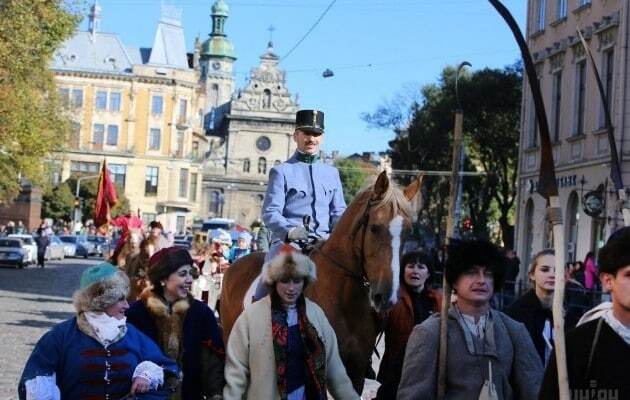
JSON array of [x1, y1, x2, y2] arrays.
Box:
[[220, 171, 422, 392]]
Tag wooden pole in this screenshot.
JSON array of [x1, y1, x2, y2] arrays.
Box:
[[437, 109, 464, 399]]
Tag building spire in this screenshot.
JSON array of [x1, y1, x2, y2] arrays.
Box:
[[88, 0, 101, 41], [211, 0, 229, 36]]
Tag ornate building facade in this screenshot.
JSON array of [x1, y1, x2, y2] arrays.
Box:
[[515, 1, 630, 271], [52, 4, 207, 233]]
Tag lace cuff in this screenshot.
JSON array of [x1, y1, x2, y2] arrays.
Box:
[[25, 374, 60, 400], [132, 361, 164, 390]]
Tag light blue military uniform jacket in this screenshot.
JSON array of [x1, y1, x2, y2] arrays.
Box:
[[262, 152, 346, 260]]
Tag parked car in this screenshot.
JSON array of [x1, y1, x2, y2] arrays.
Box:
[[0, 238, 27, 268], [87, 236, 108, 257], [8, 234, 37, 265], [173, 235, 193, 250], [59, 235, 92, 258], [44, 236, 65, 261]]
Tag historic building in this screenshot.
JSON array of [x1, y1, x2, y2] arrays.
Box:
[[51, 3, 207, 233], [515, 1, 630, 270], [197, 0, 299, 227]]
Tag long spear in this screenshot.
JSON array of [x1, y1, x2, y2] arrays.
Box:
[[576, 28, 630, 226], [437, 60, 470, 399], [487, 1, 569, 399]]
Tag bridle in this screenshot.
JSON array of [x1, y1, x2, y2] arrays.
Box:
[[313, 198, 378, 288]]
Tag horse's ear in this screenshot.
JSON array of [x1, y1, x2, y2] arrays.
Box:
[[403, 173, 425, 201], [373, 171, 390, 199]]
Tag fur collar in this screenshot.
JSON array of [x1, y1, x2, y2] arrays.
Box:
[[141, 290, 192, 318]]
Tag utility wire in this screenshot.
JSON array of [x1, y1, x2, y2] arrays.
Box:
[[279, 0, 337, 62]]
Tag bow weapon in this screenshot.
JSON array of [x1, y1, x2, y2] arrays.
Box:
[[438, 60, 471, 399], [576, 28, 630, 226], [487, 1, 569, 399]]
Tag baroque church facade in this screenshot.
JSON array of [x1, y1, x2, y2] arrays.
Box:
[[196, 0, 298, 227]]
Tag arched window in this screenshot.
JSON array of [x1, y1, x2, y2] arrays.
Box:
[[210, 84, 219, 107], [523, 199, 535, 270], [243, 158, 250, 173], [566, 191, 579, 262], [208, 190, 223, 216], [258, 157, 267, 174], [262, 89, 272, 109], [544, 210, 554, 250]]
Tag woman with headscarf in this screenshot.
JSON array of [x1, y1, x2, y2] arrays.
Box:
[[375, 251, 442, 399], [18, 263, 179, 399], [126, 247, 225, 400], [223, 249, 359, 400]]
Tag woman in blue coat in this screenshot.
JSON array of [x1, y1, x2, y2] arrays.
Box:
[[19, 263, 179, 400]]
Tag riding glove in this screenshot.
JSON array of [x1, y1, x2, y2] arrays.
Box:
[[287, 226, 308, 241]]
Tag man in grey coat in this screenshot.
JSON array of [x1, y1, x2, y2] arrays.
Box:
[[398, 239, 543, 400]]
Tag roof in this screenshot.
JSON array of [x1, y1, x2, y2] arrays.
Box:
[[201, 36, 236, 60], [52, 31, 134, 74], [148, 17, 189, 69]]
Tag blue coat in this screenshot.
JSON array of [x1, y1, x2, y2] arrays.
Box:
[[19, 317, 179, 400], [262, 152, 346, 257]]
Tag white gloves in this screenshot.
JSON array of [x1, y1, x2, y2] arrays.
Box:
[[25, 374, 60, 400], [287, 226, 308, 241], [132, 361, 164, 390]]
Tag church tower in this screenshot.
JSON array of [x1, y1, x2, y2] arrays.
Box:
[[200, 0, 236, 130]]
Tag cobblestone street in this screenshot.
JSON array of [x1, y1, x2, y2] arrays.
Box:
[[0, 258, 99, 399]]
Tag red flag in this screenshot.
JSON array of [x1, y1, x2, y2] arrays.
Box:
[[93, 159, 118, 228]]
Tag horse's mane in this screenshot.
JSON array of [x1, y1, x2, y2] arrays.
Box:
[[354, 177, 416, 220]]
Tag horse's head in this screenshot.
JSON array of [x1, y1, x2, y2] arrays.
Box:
[[128, 227, 143, 251], [350, 171, 423, 313]]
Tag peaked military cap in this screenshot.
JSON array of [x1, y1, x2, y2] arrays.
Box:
[[295, 109, 324, 135]]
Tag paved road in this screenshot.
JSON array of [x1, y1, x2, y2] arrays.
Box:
[[0, 257, 382, 399], [0, 257, 101, 399]]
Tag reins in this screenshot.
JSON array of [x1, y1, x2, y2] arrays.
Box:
[[311, 198, 376, 288]]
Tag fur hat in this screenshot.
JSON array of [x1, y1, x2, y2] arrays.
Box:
[[73, 263, 129, 313], [598, 227, 630, 275], [445, 239, 507, 292], [147, 246, 194, 287], [262, 250, 317, 285]]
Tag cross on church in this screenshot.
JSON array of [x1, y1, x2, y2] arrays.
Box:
[[267, 25, 275, 43]]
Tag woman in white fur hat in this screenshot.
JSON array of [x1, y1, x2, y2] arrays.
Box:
[[18, 262, 179, 400], [223, 249, 359, 400]]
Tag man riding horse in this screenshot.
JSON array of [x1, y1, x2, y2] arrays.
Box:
[[254, 109, 347, 300]]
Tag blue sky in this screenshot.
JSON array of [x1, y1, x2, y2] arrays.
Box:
[[84, 0, 526, 156]]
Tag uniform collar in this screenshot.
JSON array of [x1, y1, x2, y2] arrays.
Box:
[[295, 150, 320, 164]]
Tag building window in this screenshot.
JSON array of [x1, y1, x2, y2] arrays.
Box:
[[258, 157, 267, 174], [556, 0, 567, 20], [192, 141, 199, 160], [109, 92, 121, 112], [208, 190, 223, 216], [262, 89, 272, 109], [70, 161, 100, 174], [529, 97, 538, 148], [145, 166, 159, 196], [58, 88, 70, 107], [72, 89, 83, 108], [574, 61, 586, 136], [189, 173, 198, 202], [152, 95, 163, 114], [93, 123, 105, 149], [179, 168, 189, 198], [577, 0, 591, 7], [108, 163, 126, 188], [243, 158, 250, 173], [106, 125, 118, 146], [535, 0, 546, 32], [176, 216, 186, 235], [95, 90, 107, 110], [551, 71, 562, 142], [142, 213, 157, 227], [149, 128, 161, 150], [600, 49, 614, 128], [179, 99, 187, 120], [523, 199, 535, 269], [210, 84, 219, 107]]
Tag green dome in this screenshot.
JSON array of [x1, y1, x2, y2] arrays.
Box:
[[212, 0, 229, 16], [201, 36, 236, 60]]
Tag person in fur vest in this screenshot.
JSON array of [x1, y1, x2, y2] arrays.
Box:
[[223, 249, 359, 400], [19, 263, 180, 400], [126, 247, 225, 400]]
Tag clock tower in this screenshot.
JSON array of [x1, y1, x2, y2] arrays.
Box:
[[200, 0, 236, 130]]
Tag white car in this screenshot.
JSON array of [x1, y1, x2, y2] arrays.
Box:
[[45, 236, 65, 260], [8, 234, 37, 265]]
